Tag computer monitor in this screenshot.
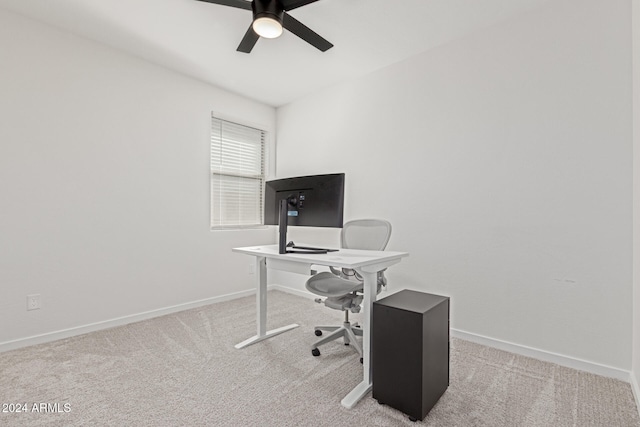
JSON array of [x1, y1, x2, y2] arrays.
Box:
[[264, 173, 345, 253]]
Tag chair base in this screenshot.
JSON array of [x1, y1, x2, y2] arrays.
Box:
[[311, 321, 363, 357]]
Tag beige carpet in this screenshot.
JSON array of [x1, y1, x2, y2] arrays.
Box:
[[0, 290, 638, 426]]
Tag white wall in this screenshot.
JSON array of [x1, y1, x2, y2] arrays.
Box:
[[0, 9, 276, 347], [632, 0, 640, 406], [275, 0, 633, 370]]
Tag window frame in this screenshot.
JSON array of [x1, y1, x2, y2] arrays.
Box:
[[210, 114, 271, 230]]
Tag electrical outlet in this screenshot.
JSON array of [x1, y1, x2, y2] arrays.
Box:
[[27, 294, 41, 311]]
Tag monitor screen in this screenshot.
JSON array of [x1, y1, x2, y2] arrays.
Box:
[[264, 173, 345, 228]]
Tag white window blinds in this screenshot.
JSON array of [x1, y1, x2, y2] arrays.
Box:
[[210, 116, 265, 229]]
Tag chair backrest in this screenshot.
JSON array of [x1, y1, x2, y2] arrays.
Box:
[[341, 219, 392, 251]]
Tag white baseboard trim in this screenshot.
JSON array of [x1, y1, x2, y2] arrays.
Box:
[[3, 284, 636, 399], [631, 372, 640, 416], [270, 284, 633, 382], [0, 289, 256, 353], [452, 329, 631, 382], [268, 284, 398, 301], [268, 284, 317, 300]]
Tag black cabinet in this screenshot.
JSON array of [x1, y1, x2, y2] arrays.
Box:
[[372, 290, 450, 421]]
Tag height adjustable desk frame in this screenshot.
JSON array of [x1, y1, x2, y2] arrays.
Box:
[[232, 244, 409, 409]]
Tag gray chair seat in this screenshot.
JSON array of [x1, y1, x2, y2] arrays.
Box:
[[305, 272, 363, 297]]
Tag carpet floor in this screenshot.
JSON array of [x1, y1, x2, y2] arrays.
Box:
[[1, 290, 638, 426]]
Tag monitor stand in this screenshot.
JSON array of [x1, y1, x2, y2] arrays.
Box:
[[278, 199, 337, 254]]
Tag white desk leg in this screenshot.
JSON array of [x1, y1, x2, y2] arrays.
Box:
[[235, 256, 299, 349], [341, 270, 377, 408], [257, 256, 267, 337]]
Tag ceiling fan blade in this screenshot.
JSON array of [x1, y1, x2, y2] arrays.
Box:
[[280, 0, 320, 11], [237, 25, 260, 53], [283, 13, 333, 52], [194, 0, 252, 11]]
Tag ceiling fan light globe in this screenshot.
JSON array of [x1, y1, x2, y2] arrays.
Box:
[[253, 17, 283, 39]]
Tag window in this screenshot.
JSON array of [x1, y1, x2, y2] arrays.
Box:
[[210, 116, 266, 229]]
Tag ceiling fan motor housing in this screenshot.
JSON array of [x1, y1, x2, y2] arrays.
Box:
[[252, 0, 284, 25]]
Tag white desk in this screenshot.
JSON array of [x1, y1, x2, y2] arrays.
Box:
[[232, 244, 409, 409]]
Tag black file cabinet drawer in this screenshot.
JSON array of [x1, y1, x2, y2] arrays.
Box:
[[372, 290, 450, 421]]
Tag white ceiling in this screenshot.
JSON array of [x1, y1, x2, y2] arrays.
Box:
[[0, 0, 551, 107]]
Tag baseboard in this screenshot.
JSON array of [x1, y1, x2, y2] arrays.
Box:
[[268, 284, 397, 301], [631, 372, 640, 416], [271, 284, 632, 382], [452, 329, 631, 382], [268, 284, 317, 300], [3, 284, 635, 394], [0, 289, 256, 353]]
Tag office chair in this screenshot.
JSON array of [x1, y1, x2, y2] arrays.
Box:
[[305, 219, 392, 360]]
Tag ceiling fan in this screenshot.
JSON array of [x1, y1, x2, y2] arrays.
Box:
[[195, 0, 333, 53]]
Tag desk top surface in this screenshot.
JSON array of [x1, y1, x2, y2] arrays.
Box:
[[233, 244, 409, 269]]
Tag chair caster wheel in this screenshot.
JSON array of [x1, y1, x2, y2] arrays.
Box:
[[314, 330, 322, 336], [409, 416, 418, 422], [344, 343, 350, 346], [312, 348, 320, 357], [360, 357, 363, 364]]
